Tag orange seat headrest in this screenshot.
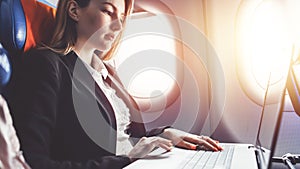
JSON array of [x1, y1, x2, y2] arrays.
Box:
[[20, 0, 56, 51]]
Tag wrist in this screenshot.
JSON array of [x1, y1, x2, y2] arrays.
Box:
[[127, 154, 138, 163], [161, 127, 173, 139], [129, 157, 138, 163]]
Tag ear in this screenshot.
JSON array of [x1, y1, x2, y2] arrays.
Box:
[[67, 0, 80, 22]]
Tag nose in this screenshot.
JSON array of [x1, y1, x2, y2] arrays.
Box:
[[110, 18, 122, 32]]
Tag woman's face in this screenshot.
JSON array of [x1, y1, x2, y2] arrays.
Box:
[[76, 0, 125, 52]]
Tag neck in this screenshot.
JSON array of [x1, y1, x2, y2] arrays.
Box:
[[73, 40, 105, 67], [91, 51, 106, 72]]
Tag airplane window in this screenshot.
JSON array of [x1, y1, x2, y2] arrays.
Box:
[[113, 12, 182, 111], [235, 0, 292, 106]]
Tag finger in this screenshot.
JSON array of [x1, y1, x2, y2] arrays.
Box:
[[203, 136, 223, 151], [199, 139, 222, 151], [196, 136, 223, 151], [152, 137, 173, 147], [158, 142, 173, 151], [205, 137, 223, 150], [183, 135, 220, 151], [176, 140, 198, 150]]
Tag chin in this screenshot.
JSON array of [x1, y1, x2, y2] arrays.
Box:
[[94, 42, 111, 52], [103, 42, 114, 51]]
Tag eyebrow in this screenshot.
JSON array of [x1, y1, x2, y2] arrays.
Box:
[[102, 2, 125, 16]]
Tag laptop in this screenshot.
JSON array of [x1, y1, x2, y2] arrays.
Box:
[[124, 61, 291, 169]]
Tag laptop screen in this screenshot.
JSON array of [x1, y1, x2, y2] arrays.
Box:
[[255, 64, 291, 169], [257, 87, 286, 151]]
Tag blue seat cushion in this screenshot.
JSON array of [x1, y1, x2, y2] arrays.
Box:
[[0, 43, 11, 87], [0, 0, 26, 52]]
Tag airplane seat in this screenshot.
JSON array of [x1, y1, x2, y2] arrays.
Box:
[[0, 0, 24, 140], [0, 0, 56, 99], [0, 43, 12, 92], [0, 0, 25, 100], [0, 0, 56, 55], [0, 0, 26, 56]]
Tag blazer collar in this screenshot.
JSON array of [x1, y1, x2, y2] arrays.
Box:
[[62, 51, 145, 134], [62, 51, 117, 129]]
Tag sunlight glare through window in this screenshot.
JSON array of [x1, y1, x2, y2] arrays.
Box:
[[114, 13, 177, 99]]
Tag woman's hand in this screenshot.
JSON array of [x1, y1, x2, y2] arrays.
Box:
[[161, 128, 223, 151], [128, 136, 173, 160]]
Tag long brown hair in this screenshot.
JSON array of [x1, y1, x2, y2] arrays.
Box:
[[47, 0, 134, 60]]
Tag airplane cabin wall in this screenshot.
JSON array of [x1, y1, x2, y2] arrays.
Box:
[[203, 0, 261, 143], [157, 0, 262, 143]]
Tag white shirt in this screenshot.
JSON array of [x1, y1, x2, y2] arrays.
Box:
[[83, 58, 133, 155]]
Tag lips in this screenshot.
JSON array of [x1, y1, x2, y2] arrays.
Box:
[[104, 33, 115, 41]]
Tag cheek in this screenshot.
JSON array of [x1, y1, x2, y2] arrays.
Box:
[[78, 13, 109, 38], [87, 13, 109, 32]]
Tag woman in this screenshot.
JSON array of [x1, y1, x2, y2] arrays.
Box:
[[9, 0, 222, 168]]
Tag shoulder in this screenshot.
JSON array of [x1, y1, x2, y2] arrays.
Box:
[[20, 48, 65, 70], [23, 47, 62, 62]]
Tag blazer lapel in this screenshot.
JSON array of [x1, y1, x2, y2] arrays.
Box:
[[62, 52, 117, 129]]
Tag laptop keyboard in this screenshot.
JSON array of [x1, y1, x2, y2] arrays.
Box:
[[177, 144, 235, 169]]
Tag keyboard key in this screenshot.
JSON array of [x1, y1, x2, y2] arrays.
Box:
[[179, 145, 235, 169]]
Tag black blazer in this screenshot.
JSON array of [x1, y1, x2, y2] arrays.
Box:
[[8, 48, 168, 169]]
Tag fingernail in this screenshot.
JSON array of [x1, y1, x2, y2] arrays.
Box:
[[214, 148, 218, 152], [191, 145, 197, 150]]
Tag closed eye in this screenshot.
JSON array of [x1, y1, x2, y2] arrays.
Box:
[[103, 9, 113, 16]]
